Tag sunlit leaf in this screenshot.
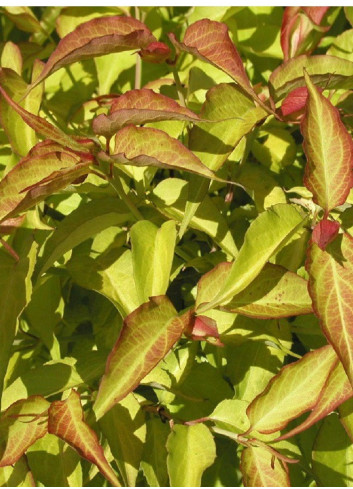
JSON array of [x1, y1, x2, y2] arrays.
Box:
[[301, 71, 353, 215], [48, 390, 121, 487], [94, 296, 192, 419], [246, 345, 337, 434], [0, 396, 49, 466], [166, 424, 216, 487], [93, 88, 202, 139], [307, 225, 353, 387], [241, 445, 290, 487], [197, 204, 307, 312], [141, 416, 170, 487], [0, 456, 35, 487]]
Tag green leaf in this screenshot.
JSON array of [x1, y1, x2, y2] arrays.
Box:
[[189, 83, 267, 171], [151, 178, 238, 258], [99, 393, 146, 487], [140, 416, 170, 487], [166, 424, 216, 487], [302, 71, 353, 214], [196, 262, 312, 318], [48, 390, 121, 487], [131, 220, 176, 304], [93, 296, 191, 419], [246, 345, 337, 435], [36, 197, 132, 278], [197, 204, 307, 312], [0, 456, 35, 487], [209, 399, 251, 434], [27, 434, 82, 487], [269, 54, 353, 102], [312, 414, 353, 486], [0, 236, 37, 402], [1, 42, 22, 75], [241, 445, 290, 487], [0, 396, 50, 466]]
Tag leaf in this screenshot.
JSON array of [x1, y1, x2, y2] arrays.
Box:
[[2, 7, 42, 33], [307, 227, 353, 387], [188, 83, 267, 172], [269, 54, 353, 102], [166, 424, 216, 487], [67, 248, 140, 317], [48, 390, 121, 487], [99, 393, 146, 487], [0, 81, 88, 153], [28, 16, 156, 91], [0, 149, 90, 223], [301, 71, 353, 215], [209, 399, 251, 434], [246, 345, 337, 435], [169, 19, 259, 103], [0, 236, 37, 401], [0, 396, 50, 467], [27, 434, 82, 487], [92, 88, 202, 139], [140, 416, 170, 487], [196, 262, 312, 319], [277, 360, 353, 441], [151, 178, 238, 258], [241, 445, 290, 487], [312, 414, 353, 486], [36, 197, 131, 278], [1, 42, 22, 75], [93, 296, 192, 420], [108, 125, 221, 180], [0, 456, 35, 487], [197, 204, 307, 312], [131, 220, 177, 304]]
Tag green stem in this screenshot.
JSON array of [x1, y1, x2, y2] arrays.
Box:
[[172, 65, 186, 107], [109, 176, 144, 221]]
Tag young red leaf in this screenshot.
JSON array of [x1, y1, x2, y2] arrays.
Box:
[[48, 390, 121, 487], [307, 228, 353, 388], [92, 88, 202, 138], [246, 345, 337, 434], [139, 41, 171, 63], [29, 16, 156, 91], [0, 82, 88, 153], [241, 445, 290, 487], [0, 396, 49, 467], [185, 315, 224, 347], [93, 296, 192, 419], [301, 71, 353, 215], [109, 125, 220, 180], [169, 20, 261, 104], [0, 149, 91, 223], [277, 360, 353, 441], [311, 219, 340, 250]]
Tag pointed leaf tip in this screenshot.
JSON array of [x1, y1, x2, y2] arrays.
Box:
[[139, 41, 171, 63], [312, 219, 340, 250]]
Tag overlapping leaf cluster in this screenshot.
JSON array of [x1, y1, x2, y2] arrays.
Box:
[[1, 6, 353, 487]]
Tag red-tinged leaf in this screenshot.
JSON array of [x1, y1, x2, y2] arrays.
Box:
[[0, 83, 87, 153], [48, 390, 121, 487], [307, 229, 353, 387], [0, 149, 91, 223], [93, 296, 192, 419], [0, 396, 49, 467], [301, 71, 353, 215], [277, 361, 353, 441], [169, 20, 257, 101], [312, 219, 340, 251], [0, 216, 25, 235], [281, 86, 308, 118], [109, 125, 220, 180], [281, 7, 329, 61], [92, 88, 202, 139], [29, 16, 156, 91], [139, 41, 171, 63], [246, 345, 337, 434], [241, 446, 290, 487], [269, 55, 353, 102], [185, 315, 224, 347]]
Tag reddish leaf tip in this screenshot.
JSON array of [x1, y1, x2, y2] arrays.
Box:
[[312, 219, 340, 250]]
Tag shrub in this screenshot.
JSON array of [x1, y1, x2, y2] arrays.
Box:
[[0, 5, 353, 487]]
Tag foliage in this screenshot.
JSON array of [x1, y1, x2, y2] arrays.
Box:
[[1, 5, 353, 487]]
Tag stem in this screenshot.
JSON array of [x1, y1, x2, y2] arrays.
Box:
[[109, 176, 144, 221], [172, 65, 186, 107], [0, 237, 19, 261]]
